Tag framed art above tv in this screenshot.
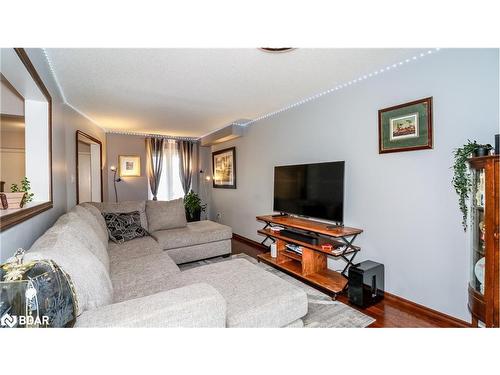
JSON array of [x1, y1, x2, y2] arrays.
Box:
[[378, 97, 433, 154]]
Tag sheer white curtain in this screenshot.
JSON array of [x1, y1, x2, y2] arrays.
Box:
[[149, 140, 184, 201]]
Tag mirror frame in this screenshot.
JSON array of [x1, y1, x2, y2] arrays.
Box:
[[75, 130, 103, 204], [0, 48, 53, 231]]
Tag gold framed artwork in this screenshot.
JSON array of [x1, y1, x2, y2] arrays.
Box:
[[212, 147, 236, 189], [119, 155, 141, 177], [378, 97, 433, 154]]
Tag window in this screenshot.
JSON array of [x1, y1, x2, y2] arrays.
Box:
[[149, 140, 184, 201], [0, 48, 52, 231]]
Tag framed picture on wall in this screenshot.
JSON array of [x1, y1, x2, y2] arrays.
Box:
[[212, 147, 236, 189], [119, 155, 141, 177], [378, 97, 433, 154]]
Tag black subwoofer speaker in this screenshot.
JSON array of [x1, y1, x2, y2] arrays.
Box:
[[348, 260, 384, 308]]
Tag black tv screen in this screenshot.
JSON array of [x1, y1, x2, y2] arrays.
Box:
[[273, 161, 344, 223]]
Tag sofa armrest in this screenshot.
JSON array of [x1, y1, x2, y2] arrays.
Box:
[[75, 283, 226, 328]]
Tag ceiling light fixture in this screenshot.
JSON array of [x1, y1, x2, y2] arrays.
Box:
[[259, 48, 295, 53]]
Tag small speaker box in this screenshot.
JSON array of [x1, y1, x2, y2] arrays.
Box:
[[348, 260, 384, 308]]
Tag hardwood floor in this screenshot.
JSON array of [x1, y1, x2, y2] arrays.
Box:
[[232, 236, 470, 328]]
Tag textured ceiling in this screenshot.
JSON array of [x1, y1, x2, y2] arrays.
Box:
[[45, 48, 428, 137]]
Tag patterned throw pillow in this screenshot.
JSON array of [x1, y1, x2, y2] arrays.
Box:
[[102, 211, 149, 244]]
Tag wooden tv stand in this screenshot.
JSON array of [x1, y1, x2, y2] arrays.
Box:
[[256, 215, 363, 299]]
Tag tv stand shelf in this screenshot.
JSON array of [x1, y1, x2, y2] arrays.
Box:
[[257, 228, 359, 256], [256, 215, 363, 298], [257, 215, 363, 238]]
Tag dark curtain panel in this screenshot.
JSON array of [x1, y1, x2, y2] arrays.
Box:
[[145, 137, 164, 200], [178, 140, 197, 195]]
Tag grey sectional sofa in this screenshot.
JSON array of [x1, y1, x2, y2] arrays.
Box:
[[24, 201, 308, 327]]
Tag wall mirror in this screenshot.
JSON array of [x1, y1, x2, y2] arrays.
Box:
[[0, 48, 52, 231], [76, 130, 103, 203]]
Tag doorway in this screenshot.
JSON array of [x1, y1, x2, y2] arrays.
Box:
[[76, 130, 102, 203]]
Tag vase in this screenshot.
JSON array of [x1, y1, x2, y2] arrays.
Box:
[[186, 208, 201, 222], [474, 147, 490, 157]]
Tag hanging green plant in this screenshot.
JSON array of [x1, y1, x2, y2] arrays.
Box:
[[452, 140, 491, 231]]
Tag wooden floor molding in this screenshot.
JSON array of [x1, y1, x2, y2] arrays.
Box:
[[232, 233, 268, 250], [232, 233, 471, 328], [382, 291, 470, 328]]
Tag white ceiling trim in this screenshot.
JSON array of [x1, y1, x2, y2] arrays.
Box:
[[42, 48, 67, 103], [105, 129, 199, 141]]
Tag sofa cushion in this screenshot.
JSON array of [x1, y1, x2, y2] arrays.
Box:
[[25, 228, 113, 316], [107, 236, 163, 266], [110, 252, 181, 303], [52, 212, 110, 272], [103, 211, 149, 243], [90, 201, 148, 230], [166, 239, 231, 265], [146, 198, 187, 232], [79, 203, 109, 245], [165, 259, 308, 327], [76, 283, 227, 328], [151, 220, 232, 250]]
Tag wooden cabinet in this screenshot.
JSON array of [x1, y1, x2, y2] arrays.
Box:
[[467, 155, 499, 327]]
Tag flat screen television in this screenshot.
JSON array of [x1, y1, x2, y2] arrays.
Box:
[[273, 161, 344, 223]]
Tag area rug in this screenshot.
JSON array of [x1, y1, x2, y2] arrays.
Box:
[[179, 253, 375, 328]]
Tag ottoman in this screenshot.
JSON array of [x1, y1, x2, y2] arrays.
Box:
[[166, 258, 308, 327]]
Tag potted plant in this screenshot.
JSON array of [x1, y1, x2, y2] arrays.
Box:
[[184, 190, 206, 222], [452, 141, 492, 231], [9, 177, 35, 208]]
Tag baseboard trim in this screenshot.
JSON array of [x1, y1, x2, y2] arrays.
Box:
[[232, 233, 268, 251], [232, 233, 471, 328], [382, 291, 471, 328]]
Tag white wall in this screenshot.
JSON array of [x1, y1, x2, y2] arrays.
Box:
[[78, 152, 92, 202], [209, 49, 499, 321], [0, 49, 106, 262], [199, 146, 212, 219], [90, 143, 102, 202], [0, 79, 24, 115], [24, 100, 50, 201]]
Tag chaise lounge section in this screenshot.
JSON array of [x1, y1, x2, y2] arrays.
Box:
[[90, 200, 232, 264]]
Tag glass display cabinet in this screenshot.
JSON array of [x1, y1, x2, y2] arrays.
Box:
[[467, 155, 499, 327]]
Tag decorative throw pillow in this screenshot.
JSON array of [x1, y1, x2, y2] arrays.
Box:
[[102, 211, 149, 244], [146, 198, 187, 232], [90, 201, 149, 231]]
